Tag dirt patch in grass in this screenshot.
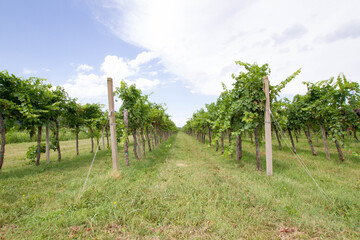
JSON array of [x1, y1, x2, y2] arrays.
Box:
[[276, 224, 305, 239], [176, 162, 187, 167]]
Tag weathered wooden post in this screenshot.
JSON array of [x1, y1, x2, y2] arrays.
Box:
[[137, 130, 141, 159], [107, 77, 119, 171], [102, 133, 105, 150], [46, 126, 50, 163], [263, 76, 273, 176], [123, 109, 129, 166]]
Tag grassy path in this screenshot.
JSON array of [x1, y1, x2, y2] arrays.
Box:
[[0, 132, 359, 239]]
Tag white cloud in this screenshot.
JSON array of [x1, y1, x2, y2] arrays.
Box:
[[133, 77, 160, 91], [100, 52, 159, 80], [100, 55, 135, 80], [92, 0, 360, 96], [76, 64, 94, 72], [170, 116, 189, 128], [148, 71, 158, 76], [62, 52, 161, 104], [324, 19, 360, 42], [23, 68, 37, 75], [272, 24, 307, 44], [129, 51, 158, 69], [62, 73, 105, 100]]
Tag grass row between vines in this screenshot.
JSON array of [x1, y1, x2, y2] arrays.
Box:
[[0, 132, 359, 239]]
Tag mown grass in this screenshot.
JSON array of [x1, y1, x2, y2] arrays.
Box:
[[0, 132, 359, 239]]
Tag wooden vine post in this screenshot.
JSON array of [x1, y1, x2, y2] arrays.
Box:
[[102, 134, 105, 150], [263, 76, 273, 176], [107, 77, 119, 171], [123, 109, 129, 166], [46, 126, 50, 163]]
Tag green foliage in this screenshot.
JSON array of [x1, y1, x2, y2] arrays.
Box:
[[62, 98, 85, 134], [298, 73, 360, 141], [0, 71, 34, 127], [115, 81, 178, 137], [184, 60, 360, 162], [82, 103, 104, 139], [25, 144, 46, 164], [115, 81, 144, 131], [0, 70, 110, 167], [183, 61, 300, 159]]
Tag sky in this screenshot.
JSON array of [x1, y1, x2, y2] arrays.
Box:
[[1, 0, 360, 127]]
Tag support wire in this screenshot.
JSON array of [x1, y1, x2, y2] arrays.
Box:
[[270, 111, 334, 205]]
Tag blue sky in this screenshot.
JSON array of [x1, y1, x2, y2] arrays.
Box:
[[1, 0, 360, 126]]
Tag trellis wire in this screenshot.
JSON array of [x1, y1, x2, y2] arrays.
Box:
[[79, 116, 110, 197], [270, 110, 335, 205]]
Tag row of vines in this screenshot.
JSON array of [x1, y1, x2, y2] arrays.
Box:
[[114, 81, 178, 165], [182, 61, 360, 170], [0, 70, 177, 169]]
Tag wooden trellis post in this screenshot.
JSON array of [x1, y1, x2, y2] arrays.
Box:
[[46, 126, 50, 163], [264, 76, 273, 176], [107, 77, 119, 171], [123, 109, 129, 166], [102, 134, 105, 150]]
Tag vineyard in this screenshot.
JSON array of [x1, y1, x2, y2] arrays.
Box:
[[183, 61, 360, 165], [1, 63, 360, 239], [0, 71, 178, 169]]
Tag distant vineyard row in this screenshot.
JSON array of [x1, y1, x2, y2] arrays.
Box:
[[183, 61, 360, 169], [0, 71, 177, 169]]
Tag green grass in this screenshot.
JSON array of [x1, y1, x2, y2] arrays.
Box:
[[0, 132, 359, 239]]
